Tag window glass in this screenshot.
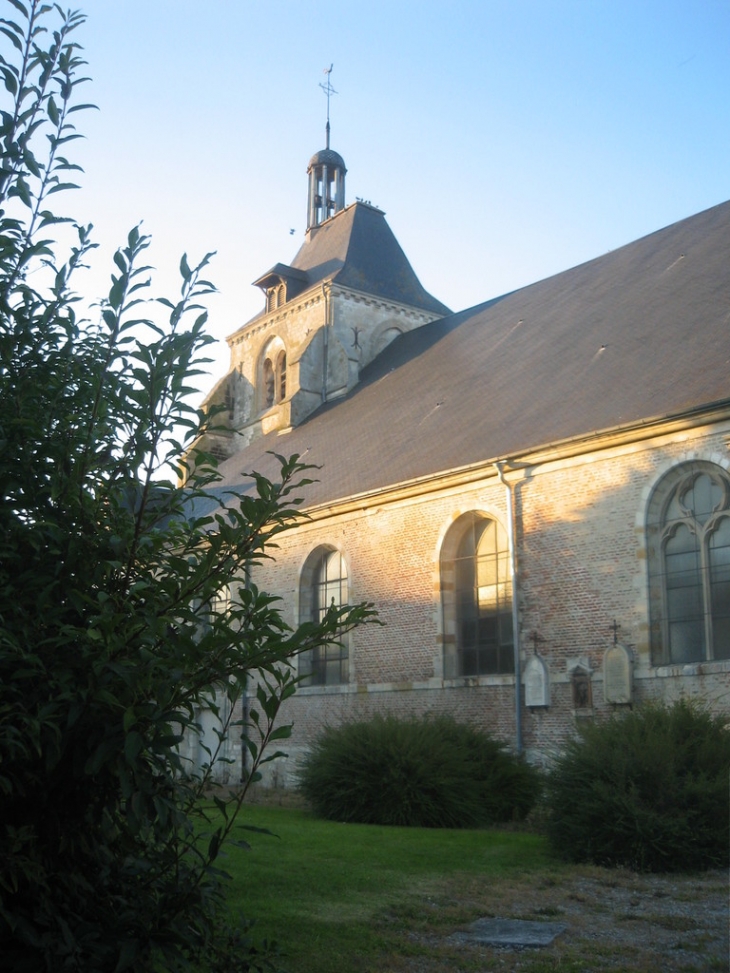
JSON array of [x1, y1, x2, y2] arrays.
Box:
[[710, 517, 730, 659], [300, 550, 349, 686], [447, 515, 513, 676], [648, 464, 730, 663]]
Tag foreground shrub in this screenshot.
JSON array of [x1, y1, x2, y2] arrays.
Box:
[[0, 7, 372, 970], [545, 699, 730, 872], [298, 714, 541, 828]]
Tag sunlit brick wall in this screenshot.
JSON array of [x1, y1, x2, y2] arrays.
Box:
[[246, 422, 730, 787]]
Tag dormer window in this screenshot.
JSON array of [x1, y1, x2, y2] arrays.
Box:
[[254, 265, 307, 312], [266, 283, 286, 313]]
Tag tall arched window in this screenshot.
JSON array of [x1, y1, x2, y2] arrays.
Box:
[[276, 350, 286, 400], [647, 462, 730, 664], [299, 548, 349, 686], [260, 339, 287, 410], [441, 513, 513, 678], [262, 357, 275, 408]]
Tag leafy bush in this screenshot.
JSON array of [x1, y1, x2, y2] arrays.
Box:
[[298, 714, 541, 828], [0, 5, 371, 970], [545, 699, 730, 872]]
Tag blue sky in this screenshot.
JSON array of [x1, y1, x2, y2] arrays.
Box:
[[63, 1, 730, 388]]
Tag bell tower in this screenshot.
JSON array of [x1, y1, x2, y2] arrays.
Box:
[[306, 145, 346, 229], [189, 64, 450, 471], [306, 65, 346, 230]]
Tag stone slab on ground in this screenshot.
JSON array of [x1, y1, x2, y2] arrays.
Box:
[[450, 918, 567, 947]]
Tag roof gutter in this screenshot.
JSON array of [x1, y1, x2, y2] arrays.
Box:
[[495, 461, 523, 756]]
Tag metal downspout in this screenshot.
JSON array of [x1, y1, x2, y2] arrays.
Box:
[[495, 462, 523, 755], [321, 282, 329, 403]]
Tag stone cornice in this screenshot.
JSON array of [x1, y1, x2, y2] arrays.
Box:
[[227, 290, 326, 348], [226, 279, 444, 349], [331, 284, 443, 322]]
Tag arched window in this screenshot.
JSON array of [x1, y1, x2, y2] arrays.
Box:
[[266, 283, 287, 312], [647, 462, 730, 664], [260, 339, 287, 410], [262, 357, 275, 408], [441, 513, 513, 677], [299, 548, 349, 686], [276, 350, 286, 400]]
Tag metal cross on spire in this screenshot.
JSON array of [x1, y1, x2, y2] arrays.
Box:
[[319, 64, 337, 149]]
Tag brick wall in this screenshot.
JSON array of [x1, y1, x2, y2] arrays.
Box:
[[242, 421, 730, 787]]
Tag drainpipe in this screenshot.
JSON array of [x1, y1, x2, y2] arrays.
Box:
[[495, 462, 523, 755], [321, 283, 330, 403]]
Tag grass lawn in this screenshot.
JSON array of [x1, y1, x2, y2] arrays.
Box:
[[213, 805, 729, 973]]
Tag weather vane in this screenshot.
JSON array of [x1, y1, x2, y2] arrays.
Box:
[[319, 64, 337, 148]]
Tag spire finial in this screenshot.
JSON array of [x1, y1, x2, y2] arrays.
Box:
[[319, 64, 337, 149]]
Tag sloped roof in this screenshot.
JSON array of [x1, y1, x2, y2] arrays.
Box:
[[282, 201, 450, 315], [217, 199, 730, 507], [307, 148, 346, 171], [252, 263, 308, 290]]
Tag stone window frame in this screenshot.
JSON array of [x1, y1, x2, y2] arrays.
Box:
[[646, 458, 730, 665], [258, 336, 287, 411], [440, 510, 514, 679], [298, 545, 350, 687]]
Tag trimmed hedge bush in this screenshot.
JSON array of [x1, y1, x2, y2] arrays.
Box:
[[545, 699, 730, 872], [297, 714, 541, 828]]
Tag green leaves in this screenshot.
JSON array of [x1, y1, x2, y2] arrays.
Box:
[[299, 715, 541, 829], [545, 700, 730, 872], [0, 5, 373, 970]]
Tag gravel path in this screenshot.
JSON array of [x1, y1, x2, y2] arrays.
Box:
[[404, 867, 729, 972]]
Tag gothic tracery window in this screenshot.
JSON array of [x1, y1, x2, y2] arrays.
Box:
[[647, 462, 730, 664]]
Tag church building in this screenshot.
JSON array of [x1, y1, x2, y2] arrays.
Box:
[[194, 132, 730, 785]]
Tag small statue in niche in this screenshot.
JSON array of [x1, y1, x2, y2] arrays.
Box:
[[571, 666, 592, 710]]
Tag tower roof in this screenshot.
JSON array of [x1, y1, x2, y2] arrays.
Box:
[[308, 148, 347, 172], [287, 201, 451, 314]]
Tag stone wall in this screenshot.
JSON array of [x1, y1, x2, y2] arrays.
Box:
[[221, 283, 442, 448], [241, 419, 730, 787]]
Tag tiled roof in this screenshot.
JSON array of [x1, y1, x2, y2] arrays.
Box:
[[217, 199, 730, 507], [287, 202, 451, 315]]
